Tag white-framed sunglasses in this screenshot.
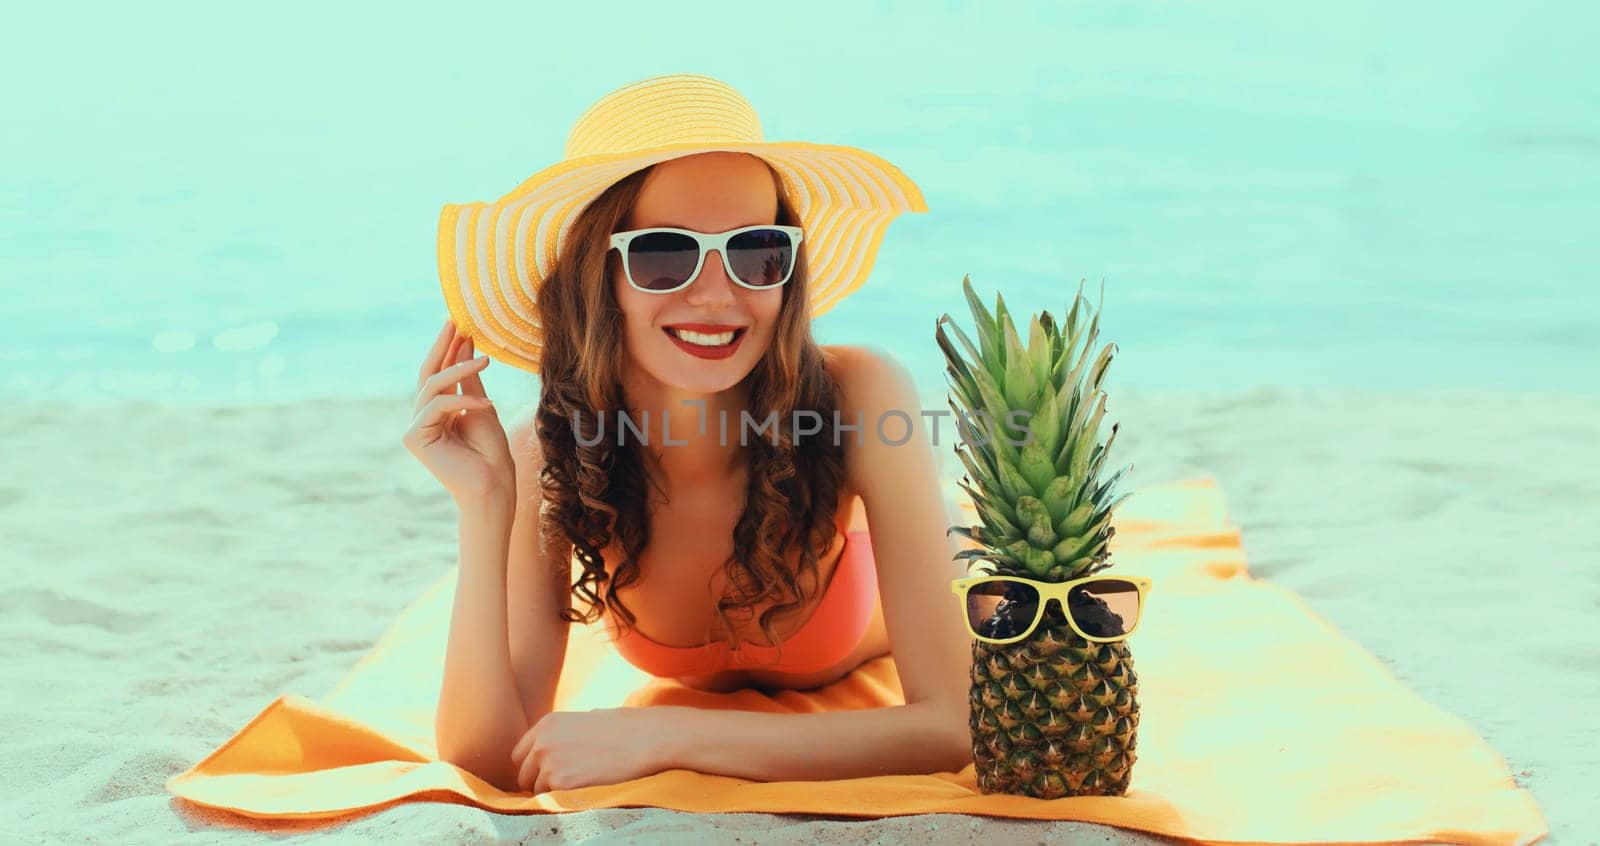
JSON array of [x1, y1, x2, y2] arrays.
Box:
[[607, 224, 804, 294]]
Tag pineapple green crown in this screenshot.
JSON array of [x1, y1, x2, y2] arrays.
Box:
[[935, 275, 1132, 582]]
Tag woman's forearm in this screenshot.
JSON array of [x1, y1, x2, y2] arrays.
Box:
[[657, 702, 969, 782], [434, 494, 528, 791]]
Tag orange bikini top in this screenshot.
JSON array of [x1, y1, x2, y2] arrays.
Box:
[[604, 528, 877, 678]]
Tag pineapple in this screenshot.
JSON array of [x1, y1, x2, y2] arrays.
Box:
[[935, 275, 1140, 798]]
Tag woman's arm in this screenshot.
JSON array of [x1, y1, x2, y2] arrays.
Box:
[[837, 345, 972, 719], [436, 410, 566, 792], [434, 492, 530, 791], [656, 702, 968, 780]]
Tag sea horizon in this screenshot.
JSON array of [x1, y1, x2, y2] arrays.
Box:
[[3, 2, 1595, 407]]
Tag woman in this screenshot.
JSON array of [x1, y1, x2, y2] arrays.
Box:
[[405, 73, 972, 795]]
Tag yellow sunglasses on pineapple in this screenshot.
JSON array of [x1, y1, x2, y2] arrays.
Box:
[[949, 574, 1153, 645]]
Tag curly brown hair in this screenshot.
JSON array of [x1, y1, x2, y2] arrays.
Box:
[[530, 158, 848, 669]]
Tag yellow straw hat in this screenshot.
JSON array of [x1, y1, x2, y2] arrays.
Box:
[[437, 72, 929, 373]]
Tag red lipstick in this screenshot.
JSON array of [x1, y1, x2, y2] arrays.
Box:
[[662, 324, 746, 360]]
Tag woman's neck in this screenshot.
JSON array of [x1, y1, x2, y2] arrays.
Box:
[[622, 376, 753, 495]]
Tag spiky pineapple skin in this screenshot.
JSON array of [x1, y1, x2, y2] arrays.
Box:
[[967, 604, 1140, 798]]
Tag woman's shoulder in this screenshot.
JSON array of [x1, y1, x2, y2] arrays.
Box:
[[820, 344, 918, 407], [818, 343, 926, 508], [819, 343, 925, 456], [820, 343, 900, 383]]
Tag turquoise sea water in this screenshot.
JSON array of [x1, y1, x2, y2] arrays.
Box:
[[2, 2, 1596, 406]]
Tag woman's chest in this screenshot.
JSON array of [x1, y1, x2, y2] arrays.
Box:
[[599, 485, 861, 648]]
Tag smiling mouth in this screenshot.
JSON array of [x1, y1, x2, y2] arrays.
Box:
[[663, 327, 746, 347]]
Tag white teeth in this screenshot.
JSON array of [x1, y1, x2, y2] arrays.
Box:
[[669, 328, 737, 346]]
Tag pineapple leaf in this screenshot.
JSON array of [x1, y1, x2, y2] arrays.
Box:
[[936, 311, 981, 370], [966, 505, 1004, 543], [952, 351, 1021, 467], [1064, 278, 1087, 340], [953, 450, 1004, 518], [1055, 387, 1097, 478], [934, 318, 979, 407], [1056, 287, 1094, 390], [1014, 542, 1055, 577], [1027, 315, 1052, 394], [1072, 474, 1099, 514], [1040, 310, 1064, 371], [1060, 554, 1098, 575], [1017, 441, 1055, 498], [959, 275, 1003, 379], [952, 528, 1006, 560], [1083, 421, 1122, 484], [1053, 518, 1112, 563], [1093, 465, 1132, 506], [1052, 533, 1087, 562], [1040, 476, 1076, 524], [1086, 558, 1117, 577], [993, 289, 1015, 379], [1000, 312, 1035, 410], [1027, 385, 1063, 461], [973, 497, 1022, 543], [955, 549, 1019, 573], [1087, 341, 1117, 396], [995, 458, 1031, 503], [1014, 495, 1050, 527], [954, 440, 1004, 507], [1052, 282, 1096, 388], [1053, 500, 1096, 538], [1069, 393, 1108, 482], [955, 475, 1006, 517], [1052, 335, 1101, 470]]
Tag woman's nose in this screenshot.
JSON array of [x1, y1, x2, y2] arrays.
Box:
[[684, 248, 738, 304]]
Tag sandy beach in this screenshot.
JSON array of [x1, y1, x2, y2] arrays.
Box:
[[2, 387, 1590, 843]]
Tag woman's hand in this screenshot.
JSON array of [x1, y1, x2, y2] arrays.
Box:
[[403, 318, 515, 506], [511, 707, 678, 794]]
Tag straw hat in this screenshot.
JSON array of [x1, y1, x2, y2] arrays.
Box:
[[436, 72, 929, 372]]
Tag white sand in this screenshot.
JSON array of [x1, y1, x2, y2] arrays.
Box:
[[2, 388, 1590, 843]]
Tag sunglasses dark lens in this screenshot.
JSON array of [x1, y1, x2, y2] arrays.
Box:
[[964, 579, 1040, 640], [626, 231, 700, 291], [725, 228, 794, 288], [1067, 579, 1140, 638]]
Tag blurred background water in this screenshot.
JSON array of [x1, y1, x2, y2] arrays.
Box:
[[2, 0, 1595, 408]]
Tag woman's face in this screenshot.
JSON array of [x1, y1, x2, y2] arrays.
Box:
[[612, 152, 786, 397]]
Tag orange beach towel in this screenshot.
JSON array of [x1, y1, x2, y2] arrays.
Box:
[[166, 478, 1546, 845]]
